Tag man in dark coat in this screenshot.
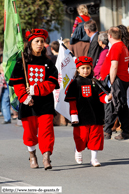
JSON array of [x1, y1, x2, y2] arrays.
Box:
[[84, 20, 102, 68]]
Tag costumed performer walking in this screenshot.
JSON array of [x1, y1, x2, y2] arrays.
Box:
[[9, 29, 59, 170], [65, 56, 112, 166]]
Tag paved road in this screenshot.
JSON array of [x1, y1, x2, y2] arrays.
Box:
[[0, 116, 129, 194]]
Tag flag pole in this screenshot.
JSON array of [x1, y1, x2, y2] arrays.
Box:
[[13, 1, 29, 87], [61, 43, 74, 57], [92, 77, 109, 95]]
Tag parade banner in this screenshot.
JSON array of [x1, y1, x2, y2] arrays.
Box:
[[54, 40, 76, 121], [3, 0, 24, 111]]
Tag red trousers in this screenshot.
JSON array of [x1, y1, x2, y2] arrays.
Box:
[[73, 125, 104, 152], [21, 114, 54, 154]]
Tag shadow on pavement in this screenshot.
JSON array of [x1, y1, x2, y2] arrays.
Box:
[[0, 180, 22, 184], [111, 158, 129, 161], [51, 163, 90, 171], [101, 158, 129, 167]]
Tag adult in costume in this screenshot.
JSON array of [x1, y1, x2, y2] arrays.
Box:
[[9, 29, 59, 170]]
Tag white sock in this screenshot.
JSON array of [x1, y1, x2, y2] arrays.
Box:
[[27, 146, 36, 152], [91, 150, 98, 161], [75, 147, 81, 153]]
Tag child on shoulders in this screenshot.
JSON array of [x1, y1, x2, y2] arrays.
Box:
[[72, 4, 90, 36]]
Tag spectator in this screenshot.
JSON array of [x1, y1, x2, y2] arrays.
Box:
[[63, 38, 70, 49], [72, 4, 90, 35], [113, 25, 129, 131], [101, 27, 129, 140], [70, 4, 90, 45], [69, 41, 90, 58], [84, 20, 102, 68], [44, 35, 53, 56], [11, 108, 18, 120], [94, 32, 109, 80], [0, 64, 11, 124], [127, 26, 129, 33], [107, 25, 129, 132], [117, 25, 129, 50], [0, 50, 3, 63], [50, 41, 59, 65]]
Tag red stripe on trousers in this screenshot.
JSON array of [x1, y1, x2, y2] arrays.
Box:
[[21, 114, 54, 154], [73, 125, 104, 152]]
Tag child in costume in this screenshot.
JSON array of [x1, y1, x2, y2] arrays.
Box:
[[9, 29, 59, 170], [65, 56, 112, 167]]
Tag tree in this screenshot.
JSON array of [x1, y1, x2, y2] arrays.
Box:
[[0, 0, 65, 46]]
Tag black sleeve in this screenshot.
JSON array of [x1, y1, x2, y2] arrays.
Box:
[[65, 79, 77, 102], [46, 59, 60, 89], [9, 57, 25, 86]]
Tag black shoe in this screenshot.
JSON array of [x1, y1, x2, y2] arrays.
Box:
[[104, 132, 111, 139], [115, 133, 129, 140], [1, 120, 11, 124]]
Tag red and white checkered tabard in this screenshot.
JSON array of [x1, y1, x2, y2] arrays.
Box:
[[28, 65, 45, 85], [81, 85, 92, 97]]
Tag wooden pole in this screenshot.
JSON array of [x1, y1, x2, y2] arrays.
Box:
[[13, 1, 29, 87]]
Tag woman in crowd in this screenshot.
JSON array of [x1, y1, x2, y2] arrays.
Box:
[[117, 25, 129, 50], [94, 32, 109, 80]]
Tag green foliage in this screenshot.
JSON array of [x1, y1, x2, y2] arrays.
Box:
[[0, 0, 65, 46]]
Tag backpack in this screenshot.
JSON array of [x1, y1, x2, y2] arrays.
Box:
[[70, 16, 90, 45]]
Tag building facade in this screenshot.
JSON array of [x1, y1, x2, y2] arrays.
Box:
[[100, 0, 129, 31], [49, 0, 129, 42]]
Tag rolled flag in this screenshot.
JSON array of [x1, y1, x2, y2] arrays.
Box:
[[2, 0, 24, 111]]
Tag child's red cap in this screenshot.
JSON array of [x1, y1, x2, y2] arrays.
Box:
[[75, 56, 93, 68], [25, 29, 48, 42]]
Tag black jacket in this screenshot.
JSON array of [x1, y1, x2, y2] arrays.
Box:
[[65, 76, 105, 126], [9, 55, 59, 119], [87, 32, 102, 68]]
